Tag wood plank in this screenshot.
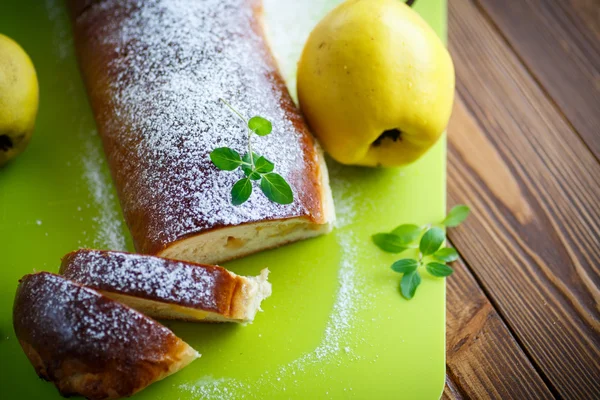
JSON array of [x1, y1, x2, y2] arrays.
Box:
[[445, 243, 554, 399], [473, 0, 600, 159], [448, 0, 600, 397], [442, 375, 464, 399], [565, 0, 600, 38]]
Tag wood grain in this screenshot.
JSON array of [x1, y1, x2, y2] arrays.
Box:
[[565, 0, 600, 38], [442, 375, 465, 400], [447, 100, 532, 224], [445, 250, 554, 399], [473, 0, 600, 160], [447, 0, 600, 397]]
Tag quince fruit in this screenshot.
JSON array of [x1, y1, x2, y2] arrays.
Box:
[[297, 0, 454, 167], [0, 33, 38, 167]]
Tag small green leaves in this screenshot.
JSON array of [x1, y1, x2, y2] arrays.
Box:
[[248, 116, 272, 136], [426, 262, 454, 277], [419, 227, 445, 256], [391, 224, 422, 244], [242, 152, 260, 179], [434, 247, 459, 262], [372, 233, 407, 253], [260, 173, 293, 204], [255, 156, 274, 173], [442, 205, 470, 227], [231, 178, 252, 205], [210, 147, 242, 171], [214, 100, 293, 206], [391, 259, 418, 274], [372, 205, 469, 300], [400, 270, 421, 299]]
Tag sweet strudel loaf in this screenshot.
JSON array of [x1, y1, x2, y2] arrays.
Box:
[[68, 0, 335, 265]]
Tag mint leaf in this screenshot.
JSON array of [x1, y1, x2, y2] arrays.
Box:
[[248, 116, 272, 136], [434, 247, 459, 262], [391, 224, 422, 244], [419, 227, 445, 256], [391, 259, 419, 274], [442, 205, 470, 227], [255, 156, 274, 174], [241, 152, 260, 177], [400, 270, 421, 299], [372, 233, 407, 253], [426, 262, 454, 277], [231, 178, 252, 205], [245, 170, 261, 180], [260, 173, 293, 204], [210, 147, 242, 171]]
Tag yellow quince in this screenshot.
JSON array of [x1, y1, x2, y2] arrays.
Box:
[[0, 33, 39, 167], [297, 0, 454, 167]]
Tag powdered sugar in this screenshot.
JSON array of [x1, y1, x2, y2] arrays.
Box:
[[177, 0, 368, 397], [15, 273, 175, 356], [63, 250, 219, 310], [179, 169, 363, 398], [76, 0, 322, 251], [81, 133, 128, 250], [44, 0, 127, 250]]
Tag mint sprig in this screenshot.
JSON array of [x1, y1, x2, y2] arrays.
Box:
[[210, 99, 293, 206], [371, 204, 471, 300]]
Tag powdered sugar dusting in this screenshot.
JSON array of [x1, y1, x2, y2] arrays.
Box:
[[77, 0, 320, 250], [15, 273, 175, 356], [44, 0, 127, 250], [176, 0, 367, 397], [179, 170, 363, 398], [81, 133, 128, 250], [63, 250, 219, 310]]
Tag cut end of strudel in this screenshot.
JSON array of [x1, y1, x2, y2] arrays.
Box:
[[68, 0, 335, 265], [60, 249, 272, 323], [13, 272, 199, 399]]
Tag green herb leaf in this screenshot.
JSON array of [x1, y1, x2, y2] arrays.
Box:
[[400, 270, 421, 299], [231, 178, 252, 205], [372, 233, 408, 253], [248, 116, 272, 136], [426, 262, 454, 277], [434, 247, 459, 262], [210, 147, 242, 171], [241, 152, 260, 177], [255, 156, 274, 174], [419, 227, 445, 256], [260, 173, 293, 204], [442, 205, 470, 227], [391, 224, 423, 244], [391, 259, 419, 274], [246, 171, 261, 180]]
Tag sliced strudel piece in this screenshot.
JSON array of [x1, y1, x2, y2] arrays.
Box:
[[60, 249, 271, 323], [13, 272, 198, 400]]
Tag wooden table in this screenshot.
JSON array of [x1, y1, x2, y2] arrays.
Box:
[[443, 0, 600, 398]]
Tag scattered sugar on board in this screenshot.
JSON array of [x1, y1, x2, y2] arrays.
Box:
[[81, 134, 127, 250], [176, 1, 366, 398], [44, 0, 127, 251], [179, 170, 363, 398]]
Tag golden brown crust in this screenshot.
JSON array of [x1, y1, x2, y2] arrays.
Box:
[[60, 249, 264, 320], [13, 272, 198, 400], [69, 0, 331, 259]]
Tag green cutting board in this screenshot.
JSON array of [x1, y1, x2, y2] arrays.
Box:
[[0, 0, 447, 398]]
